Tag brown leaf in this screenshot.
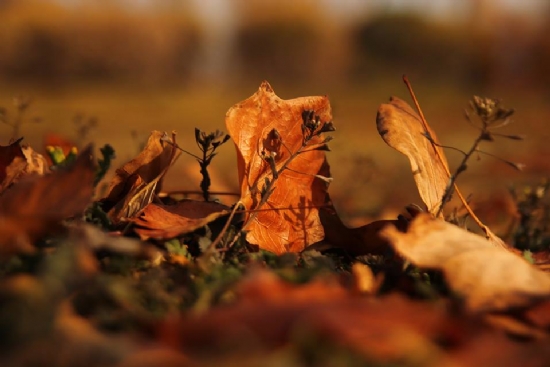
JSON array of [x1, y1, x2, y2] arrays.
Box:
[[0, 138, 27, 192], [21, 144, 50, 176], [101, 131, 181, 224], [0, 145, 96, 255], [131, 200, 230, 241], [381, 213, 550, 312], [158, 269, 484, 366], [377, 96, 449, 215], [225, 81, 331, 254], [318, 202, 401, 255]]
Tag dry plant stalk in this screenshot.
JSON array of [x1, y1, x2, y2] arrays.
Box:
[[403, 76, 521, 249]]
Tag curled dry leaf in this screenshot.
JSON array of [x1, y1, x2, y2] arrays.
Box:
[[101, 131, 181, 224], [0, 138, 27, 192], [0, 145, 96, 255], [0, 139, 49, 194], [381, 213, 550, 312], [225, 81, 331, 254], [131, 200, 230, 241], [377, 96, 449, 215], [21, 145, 50, 176]]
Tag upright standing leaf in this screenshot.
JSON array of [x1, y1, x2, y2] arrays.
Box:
[[225, 81, 332, 253], [376, 96, 510, 249], [377, 97, 449, 215]]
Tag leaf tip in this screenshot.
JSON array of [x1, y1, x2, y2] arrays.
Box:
[[259, 80, 274, 93]]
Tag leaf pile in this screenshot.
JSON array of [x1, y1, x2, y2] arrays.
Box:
[[1, 82, 550, 367]]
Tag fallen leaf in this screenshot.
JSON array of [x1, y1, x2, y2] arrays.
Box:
[[0, 138, 27, 192], [0, 146, 96, 255], [69, 222, 161, 260], [377, 96, 449, 215], [0, 140, 50, 194], [131, 200, 230, 241], [225, 81, 332, 254], [381, 213, 550, 312], [101, 131, 180, 224], [158, 269, 484, 366], [22, 145, 49, 175], [318, 202, 402, 255]]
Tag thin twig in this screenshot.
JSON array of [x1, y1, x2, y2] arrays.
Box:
[[402, 75, 491, 231], [201, 200, 244, 259]]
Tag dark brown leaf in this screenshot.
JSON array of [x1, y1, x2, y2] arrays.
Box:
[[0, 145, 96, 255], [101, 131, 181, 224]]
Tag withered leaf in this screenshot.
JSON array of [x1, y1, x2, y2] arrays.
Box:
[[0, 145, 96, 255], [101, 131, 180, 224], [376, 96, 508, 249], [319, 202, 402, 255], [21, 145, 50, 176], [225, 81, 332, 254], [0, 138, 27, 192], [158, 269, 485, 366], [381, 213, 550, 312], [377, 97, 449, 215], [131, 200, 230, 241]]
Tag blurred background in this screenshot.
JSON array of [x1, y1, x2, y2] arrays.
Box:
[[1, 0, 549, 225]]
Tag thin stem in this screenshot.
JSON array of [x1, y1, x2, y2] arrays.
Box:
[[200, 200, 244, 262], [165, 140, 201, 160], [435, 133, 485, 217], [403, 75, 490, 230]]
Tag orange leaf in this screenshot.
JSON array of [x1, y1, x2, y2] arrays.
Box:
[[225, 81, 331, 254], [131, 200, 230, 241], [0, 146, 96, 255], [377, 97, 449, 215]]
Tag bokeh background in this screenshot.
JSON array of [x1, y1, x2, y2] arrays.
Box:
[[1, 0, 549, 226]]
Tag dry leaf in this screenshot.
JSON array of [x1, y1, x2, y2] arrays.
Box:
[[0, 146, 96, 255], [381, 213, 550, 312], [318, 203, 402, 255], [101, 131, 180, 224], [225, 81, 331, 254], [377, 96, 449, 215], [131, 200, 230, 241], [69, 222, 161, 260], [0, 138, 28, 192], [21, 145, 50, 176], [376, 96, 509, 250], [158, 269, 484, 366]]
